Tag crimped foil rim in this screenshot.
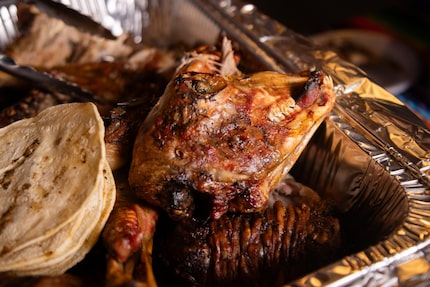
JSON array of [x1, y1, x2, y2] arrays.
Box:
[[209, 1, 430, 286]]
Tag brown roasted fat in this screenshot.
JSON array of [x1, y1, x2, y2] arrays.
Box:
[[129, 39, 336, 220]]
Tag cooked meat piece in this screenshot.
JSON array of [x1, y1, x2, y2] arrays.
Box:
[[0, 89, 72, 128], [0, 44, 174, 171], [104, 107, 137, 171], [100, 64, 172, 170], [45, 47, 176, 104], [5, 3, 134, 68], [102, 172, 159, 287], [129, 39, 336, 220], [47, 51, 175, 169], [103, 173, 158, 263], [153, 179, 341, 287]]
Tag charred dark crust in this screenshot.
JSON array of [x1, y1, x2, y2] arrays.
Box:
[[154, 198, 341, 286]]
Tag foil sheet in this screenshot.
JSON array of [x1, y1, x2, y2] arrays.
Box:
[[0, 0, 430, 286]]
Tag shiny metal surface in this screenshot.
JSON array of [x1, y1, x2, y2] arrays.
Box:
[[0, 53, 100, 102], [201, 2, 430, 286], [1, 0, 429, 286]]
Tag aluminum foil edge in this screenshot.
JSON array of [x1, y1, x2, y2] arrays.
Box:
[[1, 0, 429, 286]]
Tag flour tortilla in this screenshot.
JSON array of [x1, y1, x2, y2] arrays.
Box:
[[0, 103, 116, 276]]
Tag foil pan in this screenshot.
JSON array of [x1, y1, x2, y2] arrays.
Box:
[[1, 0, 430, 286]]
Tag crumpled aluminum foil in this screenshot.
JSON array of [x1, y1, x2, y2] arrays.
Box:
[[195, 1, 430, 286], [1, 0, 429, 286], [205, 2, 430, 286]]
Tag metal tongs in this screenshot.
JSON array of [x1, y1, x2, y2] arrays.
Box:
[[0, 0, 116, 102], [1, 0, 115, 39], [0, 54, 102, 102]]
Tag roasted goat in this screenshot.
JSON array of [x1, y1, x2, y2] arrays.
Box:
[[129, 39, 336, 220], [153, 177, 341, 287]]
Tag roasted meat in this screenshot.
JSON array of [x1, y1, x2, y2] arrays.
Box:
[[0, 89, 72, 128], [44, 47, 176, 105], [153, 177, 341, 287], [129, 38, 336, 220], [1, 3, 341, 284], [54, 54, 175, 170], [0, 2, 177, 133], [102, 171, 159, 287], [0, 45, 175, 170], [5, 3, 134, 68], [0, 61, 171, 170]]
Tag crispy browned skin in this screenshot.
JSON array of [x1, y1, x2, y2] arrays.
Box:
[[129, 42, 336, 220], [153, 182, 341, 287]]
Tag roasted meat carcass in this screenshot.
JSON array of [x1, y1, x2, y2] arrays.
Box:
[[129, 38, 336, 220], [153, 177, 341, 287]]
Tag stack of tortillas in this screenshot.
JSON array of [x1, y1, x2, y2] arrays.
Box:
[[0, 102, 116, 276]]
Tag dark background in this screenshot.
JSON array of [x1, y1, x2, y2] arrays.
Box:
[[247, 0, 430, 125], [246, 0, 429, 35]]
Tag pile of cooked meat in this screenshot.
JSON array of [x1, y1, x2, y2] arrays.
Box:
[[153, 177, 341, 287], [0, 3, 342, 287]]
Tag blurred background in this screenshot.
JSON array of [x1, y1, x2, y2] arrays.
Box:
[[248, 0, 430, 126]]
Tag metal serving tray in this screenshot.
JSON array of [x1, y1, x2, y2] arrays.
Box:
[[0, 0, 429, 286]]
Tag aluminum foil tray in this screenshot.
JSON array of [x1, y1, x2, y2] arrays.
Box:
[[1, 0, 430, 286]]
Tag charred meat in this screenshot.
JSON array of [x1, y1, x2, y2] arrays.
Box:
[[129, 39, 336, 220], [0, 3, 341, 284], [153, 178, 341, 287], [4, 3, 134, 68]]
